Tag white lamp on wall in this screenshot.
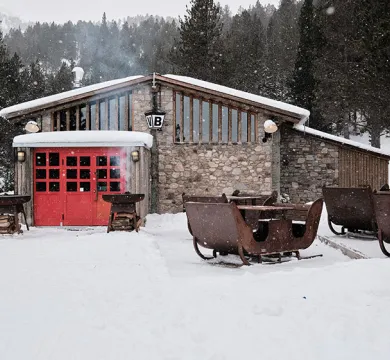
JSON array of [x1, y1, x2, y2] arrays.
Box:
[[264, 120, 278, 134], [24, 120, 40, 133], [263, 119, 278, 143]]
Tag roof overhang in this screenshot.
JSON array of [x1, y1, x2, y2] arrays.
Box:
[[13, 131, 153, 149], [1, 74, 309, 125]]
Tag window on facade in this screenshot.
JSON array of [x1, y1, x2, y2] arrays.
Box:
[[90, 102, 97, 130], [70, 108, 77, 130], [174, 92, 258, 144], [79, 105, 87, 130], [99, 100, 106, 130], [119, 95, 126, 130], [241, 112, 248, 143], [51, 91, 132, 131], [108, 97, 117, 130]]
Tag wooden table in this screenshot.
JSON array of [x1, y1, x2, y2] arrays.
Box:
[[237, 205, 296, 220], [228, 196, 268, 205]]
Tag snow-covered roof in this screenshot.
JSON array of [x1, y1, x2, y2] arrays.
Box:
[[13, 131, 153, 149], [293, 124, 390, 158], [0, 73, 310, 123], [0, 75, 144, 118], [163, 74, 310, 122]]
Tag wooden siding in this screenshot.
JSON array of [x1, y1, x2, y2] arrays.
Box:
[[338, 148, 389, 190]]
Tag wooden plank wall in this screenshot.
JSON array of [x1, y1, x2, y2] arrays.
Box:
[[338, 148, 389, 190]]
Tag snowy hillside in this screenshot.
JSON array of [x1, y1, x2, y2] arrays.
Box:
[[0, 8, 31, 33]]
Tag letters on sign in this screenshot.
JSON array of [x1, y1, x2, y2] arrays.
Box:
[[145, 114, 165, 129]]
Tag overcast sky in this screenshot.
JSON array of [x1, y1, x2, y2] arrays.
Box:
[[1, 0, 280, 23]]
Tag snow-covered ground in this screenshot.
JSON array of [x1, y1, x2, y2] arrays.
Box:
[[1, 211, 390, 359]]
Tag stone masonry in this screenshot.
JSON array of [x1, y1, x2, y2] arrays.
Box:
[[132, 84, 274, 213], [280, 125, 339, 203]]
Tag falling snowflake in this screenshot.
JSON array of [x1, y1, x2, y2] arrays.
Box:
[[326, 6, 335, 15]]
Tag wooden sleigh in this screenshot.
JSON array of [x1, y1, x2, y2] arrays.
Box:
[[185, 198, 323, 265]]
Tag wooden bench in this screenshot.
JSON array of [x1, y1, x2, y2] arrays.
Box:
[[185, 198, 323, 265]]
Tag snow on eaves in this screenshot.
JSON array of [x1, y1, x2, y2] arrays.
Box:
[[0, 73, 310, 124], [294, 124, 390, 158], [12, 131, 153, 149], [0, 75, 144, 118], [163, 74, 310, 122]]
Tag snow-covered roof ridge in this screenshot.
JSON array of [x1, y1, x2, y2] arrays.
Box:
[[293, 124, 390, 158], [13, 130, 153, 149], [162, 74, 310, 122], [0, 75, 144, 119]]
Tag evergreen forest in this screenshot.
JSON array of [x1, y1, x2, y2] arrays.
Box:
[[0, 0, 389, 190]]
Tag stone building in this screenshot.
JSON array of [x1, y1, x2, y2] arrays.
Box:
[[0, 73, 389, 226]]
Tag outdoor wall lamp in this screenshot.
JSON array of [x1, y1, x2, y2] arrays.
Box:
[[24, 120, 40, 133], [262, 120, 278, 143], [17, 151, 26, 163], [131, 150, 140, 162]]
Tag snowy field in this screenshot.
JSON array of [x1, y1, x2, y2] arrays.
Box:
[[1, 211, 390, 360]]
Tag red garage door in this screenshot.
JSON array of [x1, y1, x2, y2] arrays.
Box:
[[34, 148, 127, 226]]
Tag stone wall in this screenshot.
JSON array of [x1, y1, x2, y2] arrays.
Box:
[[280, 125, 339, 203], [132, 84, 273, 213]]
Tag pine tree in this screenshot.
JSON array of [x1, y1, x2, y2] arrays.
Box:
[[171, 0, 224, 82], [289, 0, 324, 129], [264, 0, 300, 100], [224, 10, 266, 93], [46, 61, 74, 95]]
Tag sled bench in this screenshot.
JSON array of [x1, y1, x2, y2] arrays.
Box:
[[102, 193, 145, 233], [185, 198, 323, 265], [373, 191, 390, 257], [322, 186, 377, 235]]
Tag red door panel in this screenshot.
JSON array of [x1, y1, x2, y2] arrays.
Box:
[[33, 148, 127, 226]]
